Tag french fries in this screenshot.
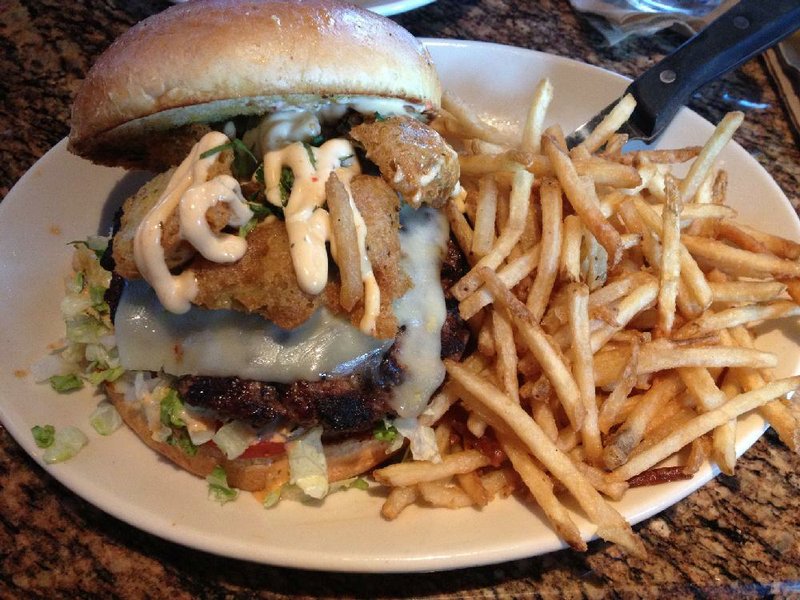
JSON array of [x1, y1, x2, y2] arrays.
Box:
[[373, 80, 800, 557]]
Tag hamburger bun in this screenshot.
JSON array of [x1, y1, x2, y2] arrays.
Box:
[[106, 381, 395, 492], [68, 0, 441, 170]]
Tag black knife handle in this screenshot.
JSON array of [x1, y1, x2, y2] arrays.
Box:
[[627, 0, 800, 138]]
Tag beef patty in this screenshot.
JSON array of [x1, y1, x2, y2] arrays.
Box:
[[177, 297, 469, 434], [176, 239, 470, 434]]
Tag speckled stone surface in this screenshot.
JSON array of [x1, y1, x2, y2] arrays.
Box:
[[1, 0, 800, 597]]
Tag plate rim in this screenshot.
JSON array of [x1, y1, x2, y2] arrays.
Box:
[[0, 38, 796, 573]]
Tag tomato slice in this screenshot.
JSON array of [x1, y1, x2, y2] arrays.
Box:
[[239, 439, 285, 459]]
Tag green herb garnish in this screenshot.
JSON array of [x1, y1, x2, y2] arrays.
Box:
[[239, 217, 258, 238], [253, 162, 265, 185], [199, 138, 258, 180], [32, 424, 56, 448], [279, 167, 295, 206], [303, 142, 317, 168], [199, 142, 232, 159]]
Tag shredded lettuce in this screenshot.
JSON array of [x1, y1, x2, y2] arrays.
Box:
[[373, 420, 399, 443], [207, 466, 238, 504], [42, 427, 88, 463], [49, 373, 83, 393], [213, 420, 256, 460], [168, 431, 198, 456], [31, 424, 55, 448], [286, 426, 329, 499], [394, 417, 441, 463], [160, 389, 186, 428], [262, 487, 282, 509], [89, 401, 122, 436]]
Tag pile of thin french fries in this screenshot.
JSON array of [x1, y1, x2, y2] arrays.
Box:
[[371, 79, 800, 556]]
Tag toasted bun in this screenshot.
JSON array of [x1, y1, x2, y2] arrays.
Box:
[[106, 382, 396, 492], [68, 0, 441, 169]]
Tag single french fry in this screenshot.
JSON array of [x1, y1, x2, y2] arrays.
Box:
[[656, 175, 683, 336], [675, 301, 800, 340], [381, 486, 419, 520], [566, 283, 602, 466], [709, 281, 787, 304], [471, 175, 498, 259], [527, 177, 563, 320], [493, 309, 520, 404], [681, 234, 800, 279], [418, 481, 475, 509], [609, 376, 800, 482], [715, 221, 770, 254], [576, 94, 637, 154], [560, 215, 583, 283], [445, 199, 474, 258], [521, 78, 554, 155], [456, 469, 490, 507], [442, 91, 512, 144], [735, 223, 800, 260], [373, 451, 491, 487], [713, 374, 740, 475], [684, 437, 709, 475], [594, 341, 777, 386], [574, 157, 642, 189], [327, 172, 363, 311], [678, 111, 744, 203], [678, 366, 727, 412], [630, 146, 702, 165]]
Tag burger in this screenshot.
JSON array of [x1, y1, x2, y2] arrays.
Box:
[[61, 0, 469, 500]]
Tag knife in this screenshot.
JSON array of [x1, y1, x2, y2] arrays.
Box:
[[566, 0, 800, 148]]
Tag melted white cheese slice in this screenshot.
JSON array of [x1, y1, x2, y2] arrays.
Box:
[[116, 202, 451, 420], [116, 280, 390, 383]]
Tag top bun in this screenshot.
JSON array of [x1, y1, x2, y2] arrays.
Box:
[[68, 0, 441, 169]]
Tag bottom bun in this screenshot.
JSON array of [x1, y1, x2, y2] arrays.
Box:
[[106, 382, 396, 492]]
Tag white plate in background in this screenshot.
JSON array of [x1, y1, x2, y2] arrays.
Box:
[[356, 0, 435, 15], [1, 40, 799, 573]]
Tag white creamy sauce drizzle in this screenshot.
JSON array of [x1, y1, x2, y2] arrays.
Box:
[[391, 205, 450, 418], [263, 139, 380, 334], [133, 99, 429, 329], [133, 131, 253, 313], [179, 174, 252, 261]]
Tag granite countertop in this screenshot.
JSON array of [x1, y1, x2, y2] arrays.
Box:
[[2, 0, 800, 597]]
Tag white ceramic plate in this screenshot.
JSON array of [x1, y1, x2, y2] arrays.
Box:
[[354, 0, 435, 15], [1, 40, 799, 573]]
